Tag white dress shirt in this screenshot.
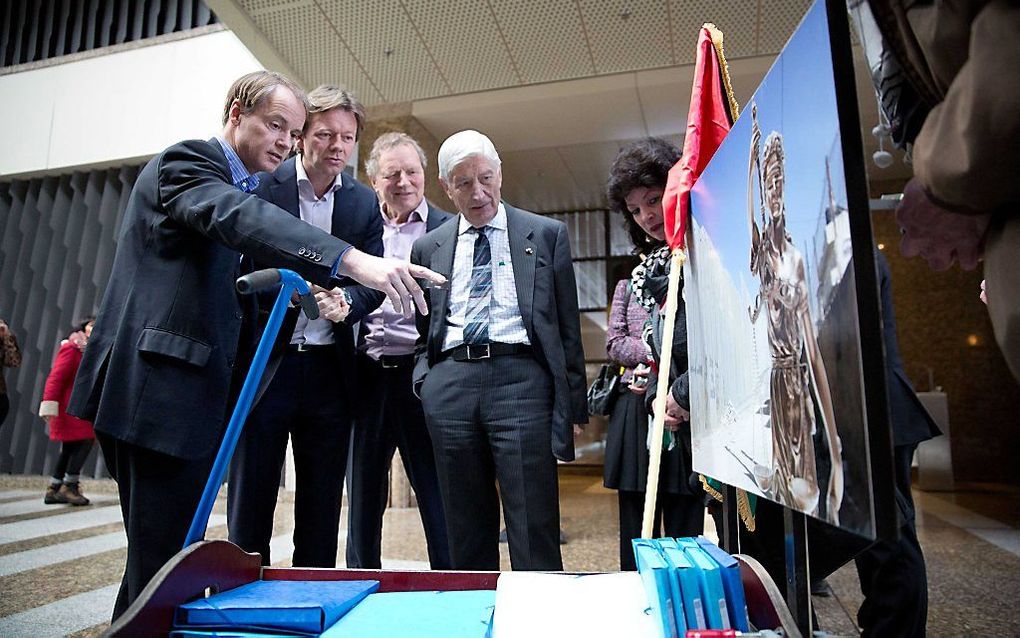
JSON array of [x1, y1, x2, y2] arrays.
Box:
[[291, 158, 343, 346], [443, 203, 529, 350]]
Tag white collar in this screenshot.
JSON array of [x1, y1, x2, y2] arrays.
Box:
[[457, 202, 507, 235], [296, 156, 343, 198]]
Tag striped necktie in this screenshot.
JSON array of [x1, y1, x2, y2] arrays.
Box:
[[463, 226, 492, 345]]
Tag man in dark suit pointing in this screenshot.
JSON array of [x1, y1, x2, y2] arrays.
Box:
[[68, 71, 444, 619], [411, 130, 588, 571], [227, 85, 384, 569]]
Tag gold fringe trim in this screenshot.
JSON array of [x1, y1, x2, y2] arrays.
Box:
[[699, 475, 756, 533], [737, 489, 756, 532], [702, 23, 741, 121], [701, 475, 723, 502]]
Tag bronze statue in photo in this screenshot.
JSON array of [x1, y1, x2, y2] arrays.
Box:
[[746, 104, 845, 524]]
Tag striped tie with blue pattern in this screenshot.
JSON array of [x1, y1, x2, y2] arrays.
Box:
[[463, 226, 492, 345]]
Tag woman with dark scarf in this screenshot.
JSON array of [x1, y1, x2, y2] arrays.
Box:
[[603, 138, 705, 570]]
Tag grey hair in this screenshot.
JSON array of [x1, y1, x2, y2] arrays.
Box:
[[437, 130, 501, 181], [365, 132, 428, 179]]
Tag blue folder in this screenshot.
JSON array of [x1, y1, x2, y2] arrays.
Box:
[[677, 538, 730, 629], [320, 590, 495, 637], [174, 580, 379, 634], [656, 542, 706, 630], [632, 540, 680, 638], [696, 536, 751, 631], [167, 628, 299, 632]]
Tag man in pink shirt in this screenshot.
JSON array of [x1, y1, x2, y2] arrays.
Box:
[[346, 132, 453, 569]]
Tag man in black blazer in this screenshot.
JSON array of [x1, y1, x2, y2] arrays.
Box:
[[227, 86, 384, 568], [854, 251, 940, 636], [67, 72, 443, 619], [346, 132, 453, 570], [410, 130, 588, 571]]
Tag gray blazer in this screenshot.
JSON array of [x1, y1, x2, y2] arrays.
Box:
[[410, 204, 588, 461]]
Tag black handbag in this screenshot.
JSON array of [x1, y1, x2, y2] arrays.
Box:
[[587, 364, 622, 416]]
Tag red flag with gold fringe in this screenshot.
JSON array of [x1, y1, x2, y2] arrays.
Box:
[[663, 24, 740, 251]]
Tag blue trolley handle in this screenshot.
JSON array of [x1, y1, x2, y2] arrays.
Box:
[[183, 268, 316, 548]]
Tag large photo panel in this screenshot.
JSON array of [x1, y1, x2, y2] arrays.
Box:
[[685, 0, 890, 538]]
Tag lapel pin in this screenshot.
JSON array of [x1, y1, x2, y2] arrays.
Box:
[[525, 247, 534, 255]]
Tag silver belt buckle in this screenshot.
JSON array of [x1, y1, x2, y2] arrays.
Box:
[[296, 342, 310, 353], [466, 343, 491, 360], [381, 356, 399, 369]]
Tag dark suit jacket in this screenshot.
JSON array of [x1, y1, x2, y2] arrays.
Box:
[[68, 139, 353, 460], [877, 251, 941, 447], [410, 204, 588, 461], [253, 157, 385, 398], [422, 203, 455, 233], [351, 201, 454, 354]]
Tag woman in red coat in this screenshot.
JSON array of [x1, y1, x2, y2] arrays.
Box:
[[39, 317, 96, 505]]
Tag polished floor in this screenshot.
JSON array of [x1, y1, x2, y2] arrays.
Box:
[[0, 469, 1018, 636]]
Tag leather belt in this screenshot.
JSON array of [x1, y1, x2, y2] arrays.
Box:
[[439, 342, 532, 363], [377, 353, 415, 369], [287, 343, 334, 354]]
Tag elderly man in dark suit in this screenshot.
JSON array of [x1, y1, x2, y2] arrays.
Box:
[[226, 85, 385, 569], [67, 71, 443, 619], [411, 130, 587, 571], [346, 132, 454, 570]]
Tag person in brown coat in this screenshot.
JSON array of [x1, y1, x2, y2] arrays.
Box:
[[39, 317, 97, 506], [0, 318, 21, 430], [857, 0, 1020, 382]]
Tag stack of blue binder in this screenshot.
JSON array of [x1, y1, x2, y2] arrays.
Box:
[[632, 536, 750, 636], [172, 580, 380, 636]]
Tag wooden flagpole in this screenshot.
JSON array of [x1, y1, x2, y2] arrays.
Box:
[[641, 248, 686, 538]]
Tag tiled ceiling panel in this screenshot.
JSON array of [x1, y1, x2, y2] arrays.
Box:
[[240, 0, 308, 13], [252, 3, 383, 103], [316, 0, 450, 102], [670, 0, 760, 62], [218, 0, 817, 105], [579, 0, 676, 74], [489, 0, 593, 83], [401, 0, 520, 94], [757, 0, 813, 53]]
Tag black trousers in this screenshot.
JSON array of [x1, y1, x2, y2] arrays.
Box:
[[52, 439, 94, 481], [0, 394, 9, 429], [346, 353, 450, 569], [855, 444, 928, 637], [420, 354, 561, 571], [617, 489, 705, 571], [227, 346, 352, 568], [98, 431, 214, 620]]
